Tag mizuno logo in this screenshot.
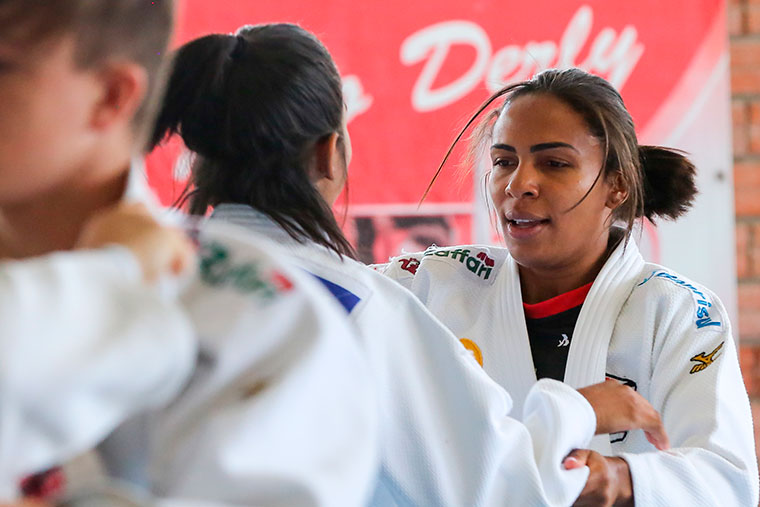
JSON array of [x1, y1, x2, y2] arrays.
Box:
[[689, 342, 724, 374]]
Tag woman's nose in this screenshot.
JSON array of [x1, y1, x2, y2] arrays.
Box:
[[505, 164, 539, 199]]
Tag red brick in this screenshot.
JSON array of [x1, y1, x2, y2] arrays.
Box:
[[735, 100, 750, 155], [750, 101, 760, 155], [749, 6, 760, 33], [732, 67, 760, 94], [731, 40, 760, 67], [739, 282, 760, 310], [741, 347, 760, 396], [734, 160, 760, 216], [741, 344, 757, 368], [738, 222, 751, 278], [728, 3, 746, 36], [752, 223, 760, 277], [738, 282, 760, 340], [740, 308, 760, 341]]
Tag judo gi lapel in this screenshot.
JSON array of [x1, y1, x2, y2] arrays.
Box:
[[496, 254, 538, 417], [564, 238, 644, 454]]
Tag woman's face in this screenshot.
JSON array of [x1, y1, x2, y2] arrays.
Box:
[[488, 93, 620, 273]]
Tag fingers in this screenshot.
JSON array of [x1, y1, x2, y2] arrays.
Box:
[[644, 422, 670, 451], [76, 202, 197, 283], [580, 379, 671, 451], [563, 448, 591, 470]]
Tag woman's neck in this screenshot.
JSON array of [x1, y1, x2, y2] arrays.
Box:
[[518, 230, 622, 304], [0, 162, 129, 260]]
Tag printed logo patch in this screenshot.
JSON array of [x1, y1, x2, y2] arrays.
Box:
[[397, 257, 420, 275], [638, 270, 721, 330], [689, 342, 724, 374], [460, 338, 483, 367], [199, 241, 293, 301], [423, 247, 496, 280]]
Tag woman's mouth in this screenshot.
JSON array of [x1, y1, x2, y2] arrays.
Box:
[[504, 215, 550, 239]]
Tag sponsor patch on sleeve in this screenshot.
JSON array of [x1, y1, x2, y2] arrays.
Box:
[[638, 269, 722, 331], [198, 240, 294, 302], [422, 245, 502, 284], [689, 341, 724, 374]]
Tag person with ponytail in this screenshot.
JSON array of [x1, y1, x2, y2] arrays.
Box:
[[152, 24, 675, 506], [377, 68, 758, 506]]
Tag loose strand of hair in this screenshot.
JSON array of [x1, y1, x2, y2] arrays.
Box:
[[419, 84, 519, 206]]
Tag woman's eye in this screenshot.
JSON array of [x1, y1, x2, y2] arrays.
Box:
[[492, 158, 516, 169], [545, 159, 569, 168]]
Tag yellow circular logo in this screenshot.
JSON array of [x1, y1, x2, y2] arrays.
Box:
[[460, 338, 483, 367]]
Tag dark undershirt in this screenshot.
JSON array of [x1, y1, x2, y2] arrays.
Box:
[[523, 282, 592, 381]]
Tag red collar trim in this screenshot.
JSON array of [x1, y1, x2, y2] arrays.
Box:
[[523, 282, 593, 319]]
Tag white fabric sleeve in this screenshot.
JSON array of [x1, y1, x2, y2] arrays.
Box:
[[147, 227, 379, 507], [522, 378, 597, 504], [0, 248, 196, 500], [619, 289, 759, 506], [361, 280, 594, 506]]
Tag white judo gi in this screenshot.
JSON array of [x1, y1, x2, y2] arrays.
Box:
[[3, 170, 379, 507], [376, 238, 759, 507], [211, 203, 602, 507], [97, 174, 379, 507], [0, 247, 195, 500]]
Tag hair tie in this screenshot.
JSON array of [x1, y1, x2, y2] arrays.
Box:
[[230, 35, 247, 59]]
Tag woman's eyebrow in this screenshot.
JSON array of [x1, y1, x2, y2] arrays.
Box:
[[530, 142, 579, 153]]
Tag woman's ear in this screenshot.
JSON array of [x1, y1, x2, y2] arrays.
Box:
[[311, 132, 341, 183], [605, 171, 628, 210], [90, 62, 148, 130], [310, 132, 347, 206]]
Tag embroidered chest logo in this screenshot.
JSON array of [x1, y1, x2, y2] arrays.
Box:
[[460, 338, 483, 367], [689, 342, 724, 374], [397, 257, 420, 275], [199, 241, 293, 300], [558, 334, 570, 347], [423, 248, 495, 280]]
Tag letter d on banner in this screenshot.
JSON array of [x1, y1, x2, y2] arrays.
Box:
[[401, 21, 491, 112]]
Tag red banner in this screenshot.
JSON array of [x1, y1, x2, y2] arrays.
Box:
[[146, 1, 732, 289]]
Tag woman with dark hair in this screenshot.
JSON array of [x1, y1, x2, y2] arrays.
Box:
[[152, 24, 670, 506], [378, 68, 758, 506]]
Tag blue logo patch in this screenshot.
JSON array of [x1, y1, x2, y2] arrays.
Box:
[[311, 274, 361, 314], [638, 270, 720, 329]]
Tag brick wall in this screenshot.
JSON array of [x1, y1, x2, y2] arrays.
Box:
[[731, 0, 760, 473]]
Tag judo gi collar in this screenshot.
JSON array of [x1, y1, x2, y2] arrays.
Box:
[[210, 203, 338, 257], [501, 234, 644, 454]]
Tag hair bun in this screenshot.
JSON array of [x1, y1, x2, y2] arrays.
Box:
[[639, 145, 698, 222]]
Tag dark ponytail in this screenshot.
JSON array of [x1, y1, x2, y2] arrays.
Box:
[[639, 146, 697, 223], [150, 24, 356, 259]]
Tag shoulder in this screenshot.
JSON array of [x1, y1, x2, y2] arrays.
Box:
[[379, 244, 510, 287], [630, 263, 727, 333], [187, 220, 324, 307]]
